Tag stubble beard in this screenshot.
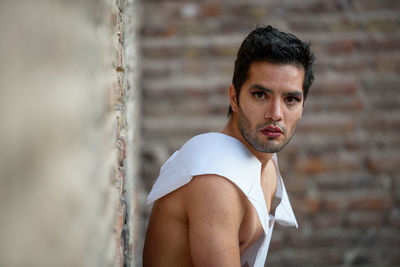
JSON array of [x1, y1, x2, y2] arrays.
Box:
[[237, 106, 296, 153]]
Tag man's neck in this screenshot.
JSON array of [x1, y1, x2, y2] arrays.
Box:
[[220, 116, 273, 170]]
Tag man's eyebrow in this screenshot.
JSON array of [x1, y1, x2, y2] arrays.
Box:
[[249, 84, 273, 93], [250, 84, 303, 98], [283, 91, 303, 98]]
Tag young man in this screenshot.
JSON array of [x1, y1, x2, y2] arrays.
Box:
[[143, 25, 315, 267]]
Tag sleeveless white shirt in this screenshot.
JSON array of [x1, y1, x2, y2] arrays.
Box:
[[147, 132, 298, 267]]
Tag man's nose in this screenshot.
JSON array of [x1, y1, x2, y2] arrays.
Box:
[[265, 99, 283, 121]]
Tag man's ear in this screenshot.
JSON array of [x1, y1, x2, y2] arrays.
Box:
[[229, 85, 238, 113]]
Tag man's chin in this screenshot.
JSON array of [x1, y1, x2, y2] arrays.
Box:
[[255, 138, 289, 153], [256, 146, 283, 154], [252, 143, 282, 154]]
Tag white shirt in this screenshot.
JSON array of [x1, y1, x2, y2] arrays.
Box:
[[147, 132, 298, 267]]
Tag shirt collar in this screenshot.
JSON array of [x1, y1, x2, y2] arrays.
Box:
[[272, 154, 298, 228]]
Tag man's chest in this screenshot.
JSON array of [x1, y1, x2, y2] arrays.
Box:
[[239, 162, 278, 252], [239, 201, 264, 253]]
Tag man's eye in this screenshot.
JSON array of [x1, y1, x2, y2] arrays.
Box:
[[286, 96, 301, 104], [253, 92, 265, 99]]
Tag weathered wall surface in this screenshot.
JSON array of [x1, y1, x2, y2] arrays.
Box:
[[0, 1, 141, 266], [140, 0, 400, 266]]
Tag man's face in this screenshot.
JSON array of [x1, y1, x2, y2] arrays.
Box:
[[230, 61, 305, 153]]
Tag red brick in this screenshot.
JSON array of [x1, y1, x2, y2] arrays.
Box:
[[143, 67, 172, 79], [143, 46, 179, 58], [322, 198, 342, 211], [375, 56, 400, 73], [287, 1, 344, 13], [326, 39, 355, 54], [316, 176, 352, 192], [348, 211, 384, 228], [295, 157, 329, 174], [139, 1, 400, 266], [389, 209, 400, 227], [348, 196, 392, 211], [285, 179, 307, 195], [377, 228, 400, 245], [289, 247, 345, 265], [310, 78, 358, 96], [269, 232, 283, 251], [390, 255, 400, 266], [366, 153, 400, 173], [361, 76, 399, 93], [289, 19, 326, 32], [298, 115, 355, 135], [142, 25, 177, 37], [307, 96, 364, 113], [202, 3, 221, 17], [319, 57, 369, 73], [293, 197, 321, 215], [356, 37, 400, 52], [210, 45, 238, 57], [330, 18, 360, 32], [363, 114, 400, 132], [295, 154, 361, 175], [365, 18, 399, 32], [349, 0, 400, 10], [313, 213, 343, 228], [394, 176, 400, 200]]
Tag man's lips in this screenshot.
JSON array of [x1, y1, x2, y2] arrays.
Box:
[[260, 126, 283, 138]]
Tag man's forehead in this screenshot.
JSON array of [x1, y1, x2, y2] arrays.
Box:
[[244, 62, 305, 90], [248, 61, 305, 75]]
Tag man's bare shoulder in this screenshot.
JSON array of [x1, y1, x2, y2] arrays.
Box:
[[144, 175, 248, 267], [151, 174, 247, 221], [184, 175, 247, 266], [183, 174, 247, 223]]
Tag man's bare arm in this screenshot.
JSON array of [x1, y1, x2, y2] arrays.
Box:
[[184, 174, 246, 267]]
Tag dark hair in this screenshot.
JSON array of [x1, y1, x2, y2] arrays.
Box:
[[228, 25, 315, 116]]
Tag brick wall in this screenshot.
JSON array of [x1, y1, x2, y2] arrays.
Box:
[[0, 1, 141, 266], [140, 0, 400, 266]]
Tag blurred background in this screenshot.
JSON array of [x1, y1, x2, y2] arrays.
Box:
[[0, 0, 399, 267], [140, 0, 400, 266]]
